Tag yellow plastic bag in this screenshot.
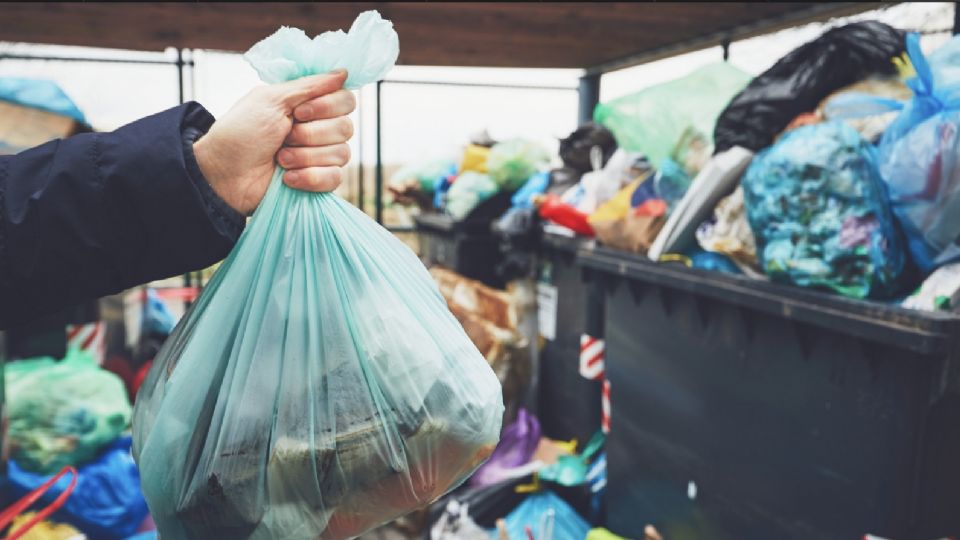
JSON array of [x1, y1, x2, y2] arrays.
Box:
[[588, 179, 641, 225], [10, 513, 84, 540], [460, 144, 491, 174]]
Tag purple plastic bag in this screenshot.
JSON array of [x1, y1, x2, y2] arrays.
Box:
[[470, 408, 541, 486]]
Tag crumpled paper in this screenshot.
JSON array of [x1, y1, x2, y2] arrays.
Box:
[[244, 10, 399, 88]]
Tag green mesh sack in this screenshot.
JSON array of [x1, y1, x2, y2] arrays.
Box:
[[132, 11, 503, 540], [594, 62, 752, 167], [6, 348, 131, 474]]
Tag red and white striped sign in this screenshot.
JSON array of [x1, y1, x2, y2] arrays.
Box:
[[581, 333, 610, 434], [580, 334, 605, 381], [66, 321, 105, 365], [601, 379, 611, 434]]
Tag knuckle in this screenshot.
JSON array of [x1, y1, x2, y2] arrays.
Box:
[[335, 143, 351, 165], [337, 117, 354, 139], [327, 167, 344, 187]]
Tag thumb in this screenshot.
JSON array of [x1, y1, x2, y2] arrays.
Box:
[[276, 69, 348, 108]]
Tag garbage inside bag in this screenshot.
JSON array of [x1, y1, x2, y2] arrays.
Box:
[[132, 13, 503, 540], [446, 171, 499, 220], [714, 21, 905, 153], [558, 123, 618, 174], [595, 62, 751, 167], [874, 34, 960, 273], [494, 490, 591, 540], [695, 186, 762, 275], [742, 122, 905, 298], [6, 349, 131, 474], [7, 436, 149, 540], [426, 476, 529, 533], [470, 408, 541, 487], [487, 139, 551, 191], [670, 126, 712, 177], [902, 261, 960, 311]]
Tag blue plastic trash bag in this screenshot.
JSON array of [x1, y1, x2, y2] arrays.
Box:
[[512, 171, 551, 210], [652, 157, 693, 211], [0, 77, 87, 124], [125, 534, 157, 540], [876, 34, 960, 273], [742, 122, 905, 298], [492, 491, 591, 540], [7, 436, 149, 540], [132, 12, 503, 540], [141, 288, 176, 336]]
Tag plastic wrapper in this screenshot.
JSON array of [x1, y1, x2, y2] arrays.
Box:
[[132, 13, 504, 540], [652, 157, 693, 211], [742, 122, 905, 298], [595, 62, 751, 167], [558, 123, 618, 174], [487, 139, 551, 191], [446, 171, 499, 220], [695, 186, 761, 275], [714, 21, 905, 153], [5, 349, 131, 474], [7, 436, 149, 540], [469, 408, 541, 487], [512, 171, 550, 210], [537, 194, 594, 237], [819, 77, 911, 142], [571, 149, 647, 215]]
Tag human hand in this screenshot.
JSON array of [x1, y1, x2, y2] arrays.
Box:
[[193, 69, 356, 215]]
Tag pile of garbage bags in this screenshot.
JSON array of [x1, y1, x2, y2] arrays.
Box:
[[2, 349, 152, 539], [392, 21, 960, 309]]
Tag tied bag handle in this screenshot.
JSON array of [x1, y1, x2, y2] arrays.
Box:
[[0, 466, 78, 540]]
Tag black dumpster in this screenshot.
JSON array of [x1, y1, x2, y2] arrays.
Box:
[[579, 246, 960, 540], [535, 232, 603, 446], [414, 192, 513, 289]]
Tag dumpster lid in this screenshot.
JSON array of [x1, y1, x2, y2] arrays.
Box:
[[579, 246, 960, 356]]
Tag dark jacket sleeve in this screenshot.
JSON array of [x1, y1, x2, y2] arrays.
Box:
[[0, 102, 246, 330]]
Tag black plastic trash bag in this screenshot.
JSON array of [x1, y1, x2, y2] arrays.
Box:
[[714, 21, 905, 153], [559, 123, 618, 174]]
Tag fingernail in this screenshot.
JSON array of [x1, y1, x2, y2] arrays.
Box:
[[278, 150, 294, 167], [332, 68, 347, 75], [299, 105, 314, 118], [286, 171, 301, 184]]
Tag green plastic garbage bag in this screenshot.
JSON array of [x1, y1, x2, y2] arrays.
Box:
[[132, 11, 503, 540], [594, 62, 752, 168], [486, 138, 551, 191], [5, 348, 131, 474]]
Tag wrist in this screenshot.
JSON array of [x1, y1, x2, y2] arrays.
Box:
[[193, 136, 238, 213]]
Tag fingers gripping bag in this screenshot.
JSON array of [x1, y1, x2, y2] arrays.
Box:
[[131, 12, 504, 540]]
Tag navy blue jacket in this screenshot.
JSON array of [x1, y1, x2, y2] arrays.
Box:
[[0, 103, 246, 330]]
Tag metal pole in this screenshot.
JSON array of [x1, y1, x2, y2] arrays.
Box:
[[177, 47, 192, 308], [954, 2, 960, 35], [357, 89, 365, 212], [722, 37, 731, 61], [577, 73, 601, 126], [375, 80, 383, 225]]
